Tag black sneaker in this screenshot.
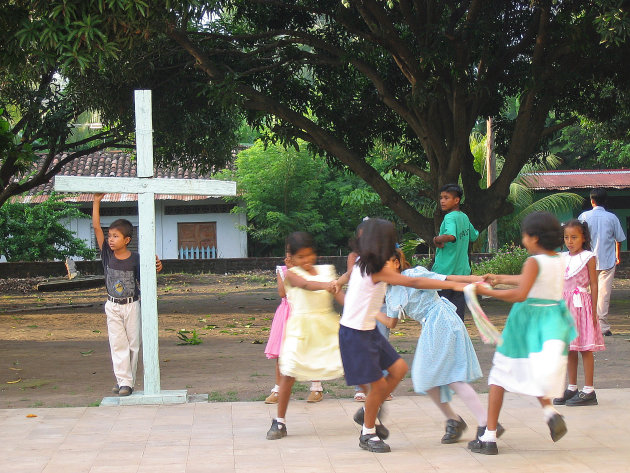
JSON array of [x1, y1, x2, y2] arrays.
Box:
[[603, 330, 613, 336], [566, 391, 598, 406], [441, 417, 467, 444], [359, 433, 391, 453], [547, 413, 567, 442], [353, 407, 389, 439], [467, 423, 505, 450], [553, 389, 578, 405], [266, 419, 287, 440], [118, 386, 132, 396], [112, 385, 120, 394], [469, 439, 498, 455]]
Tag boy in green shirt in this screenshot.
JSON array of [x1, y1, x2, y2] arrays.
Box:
[[432, 184, 479, 321]]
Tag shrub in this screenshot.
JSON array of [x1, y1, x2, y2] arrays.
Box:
[[471, 244, 529, 275]]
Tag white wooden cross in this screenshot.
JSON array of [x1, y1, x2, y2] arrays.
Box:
[[55, 90, 236, 405]]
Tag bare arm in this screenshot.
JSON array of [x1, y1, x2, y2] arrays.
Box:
[[92, 193, 105, 250], [476, 258, 538, 303], [373, 265, 467, 291], [446, 274, 484, 283], [336, 251, 358, 288], [616, 241, 621, 265], [375, 312, 398, 329], [587, 256, 598, 328], [285, 269, 334, 292], [433, 234, 455, 248], [276, 271, 286, 298]]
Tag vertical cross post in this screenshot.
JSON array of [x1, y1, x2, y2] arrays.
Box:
[[135, 90, 160, 395]]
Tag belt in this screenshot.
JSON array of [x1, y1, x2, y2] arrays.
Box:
[[107, 295, 139, 305]]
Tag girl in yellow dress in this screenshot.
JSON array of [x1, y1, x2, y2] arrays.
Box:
[[266, 231, 344, 440]]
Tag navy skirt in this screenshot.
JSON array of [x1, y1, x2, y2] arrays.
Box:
[[339, 324, 401, 386]]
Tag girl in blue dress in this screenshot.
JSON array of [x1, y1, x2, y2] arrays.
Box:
[[386, 265, 501, 446]]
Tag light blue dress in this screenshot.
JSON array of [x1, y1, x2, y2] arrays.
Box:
[[385, 266, 482, 402]]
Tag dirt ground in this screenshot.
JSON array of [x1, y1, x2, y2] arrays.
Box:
[[1, 272, 629, 409]]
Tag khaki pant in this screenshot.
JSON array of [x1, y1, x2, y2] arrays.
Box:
[[105, 300, 141, 388], [597, 267, 616, 333]]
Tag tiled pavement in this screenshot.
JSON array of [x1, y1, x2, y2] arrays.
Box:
[[1, 388, 629, 473]]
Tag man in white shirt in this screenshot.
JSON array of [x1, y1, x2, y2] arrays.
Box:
[[579, 189, 626, 336]]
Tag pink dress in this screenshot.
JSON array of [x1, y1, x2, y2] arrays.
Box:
[[563, 251, 605, 352], [264, 266, 291, 359]]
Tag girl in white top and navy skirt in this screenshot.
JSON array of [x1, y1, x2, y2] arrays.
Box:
[[338, 218, 469, 453]]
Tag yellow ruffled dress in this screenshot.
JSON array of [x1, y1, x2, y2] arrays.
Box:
[[278, 265, 344, 381]]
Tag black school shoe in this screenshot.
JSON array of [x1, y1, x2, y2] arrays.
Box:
[[359, 433, 391, 453], [548, 413, 567, 442], [441, 417, 467, 444], [553, 388, 578, 405], [118, 386, 132, 396], [565, 390, 598, 406], [266, 419, 287, 440], [467, 423, 505, 453], [353, 407, 389, 439], [112, 385, 120, 394]]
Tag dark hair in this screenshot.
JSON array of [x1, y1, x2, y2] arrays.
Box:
[[521, 211, 563, 250], [349, 218, 369, 253], [109, 219, 134, 240], [286, 231, 316, 255], [563, 219, 592, 251], [589, 188, 607, 206], [356, 219, 398, 275], [439, 183, 463, 199], [393, 249, 411, 271]]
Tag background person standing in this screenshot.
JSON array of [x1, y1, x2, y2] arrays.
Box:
[[578, 189, 626, 336], [432, 184, 479, 321]]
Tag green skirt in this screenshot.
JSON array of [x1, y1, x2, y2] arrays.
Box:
[[488, 298, 577, 398]]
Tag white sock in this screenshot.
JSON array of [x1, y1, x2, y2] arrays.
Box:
[[543, 405, 558, 421], [362, 424, 377, 438], [583, 385, 594, 394], [310, 381, 322, 392], [479, 429, 497, 442], [271, 385, 279, 393], [567, 384, 577, 392], [276, 417, 285, 424]]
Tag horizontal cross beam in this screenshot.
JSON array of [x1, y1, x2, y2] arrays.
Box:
[[54, 176, 236, 196]]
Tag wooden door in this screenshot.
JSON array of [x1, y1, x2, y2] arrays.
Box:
[[178, 222, 217, 249]]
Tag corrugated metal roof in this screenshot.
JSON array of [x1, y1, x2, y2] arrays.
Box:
[[10, 151, 239, 204], [522, 169, 630, 190]]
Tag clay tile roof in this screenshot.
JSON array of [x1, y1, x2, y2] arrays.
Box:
[[522, 169, 630, 191], [11, 149, 242, 204]]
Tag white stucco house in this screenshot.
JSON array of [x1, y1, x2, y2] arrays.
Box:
[[5, 151, 247, 261]]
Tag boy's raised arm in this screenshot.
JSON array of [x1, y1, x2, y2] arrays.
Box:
[[92, 193, 105, 250]]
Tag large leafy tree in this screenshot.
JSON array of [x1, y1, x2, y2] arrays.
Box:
[[16, 1, 630, 243], [0, 1, 240, 209]]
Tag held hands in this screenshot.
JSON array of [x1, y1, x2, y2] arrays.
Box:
[[155, 255, 163, 273], [327, 280, 340, 294], [482, 273, 500, 286]]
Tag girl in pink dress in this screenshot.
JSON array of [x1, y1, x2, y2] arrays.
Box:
[[264, 253, 324, 403], [554, 219, 604, 407]]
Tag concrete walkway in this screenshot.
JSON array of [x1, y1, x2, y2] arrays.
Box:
[[2, 388, 629, 473]]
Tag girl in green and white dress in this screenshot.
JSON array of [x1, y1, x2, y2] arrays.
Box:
[[471, 212, 576, 455]]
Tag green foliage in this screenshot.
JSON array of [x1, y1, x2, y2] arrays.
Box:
[[222, 140, 359, 255], [0, 193, 96, 261], [471, 245, 529, 276], [176, 329, 203, 346]]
